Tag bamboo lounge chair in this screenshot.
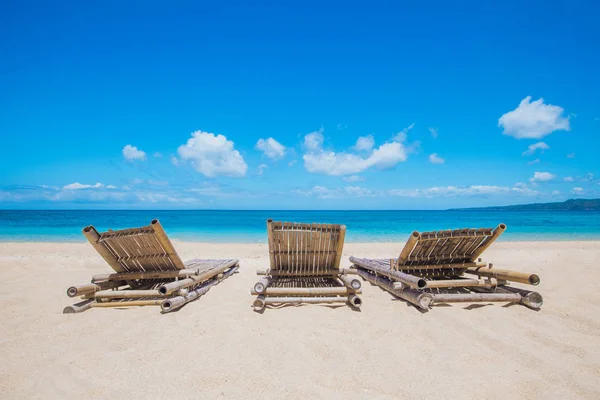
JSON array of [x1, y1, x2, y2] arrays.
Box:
[[64, 219, 239, 314], [251, 219, 362, 311], [350, 224, 543, 310]]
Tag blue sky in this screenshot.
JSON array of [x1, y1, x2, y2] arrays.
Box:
[[1, 1, 599, 209]]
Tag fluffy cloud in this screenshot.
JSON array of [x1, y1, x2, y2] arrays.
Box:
[[564, 177, 574, 182], [429, 127, 439, 138], [302, 129, 408, 176], [572, 187, 584, 195], [429, 153, 445, 164], [177, 131, 247, 177], [528, 159, 540, 165], [530, 172, 555, 182], [303, 128, 324, 151], [122, 145, 147, 162], [522, 142, 550, 156], [257, 164, 268, 175], [393, 123, 414, 142], [389, 184, 538, 198], [255, 137, 286, 160], [343, 175, 364, 183], [498, 96, 570, 139], [62, 182, 104, 190], [353, 135, 375, 151]]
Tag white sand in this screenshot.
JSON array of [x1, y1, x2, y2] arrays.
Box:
[[0, 241, 599, 399]]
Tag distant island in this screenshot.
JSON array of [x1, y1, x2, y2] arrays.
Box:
[[451, 198, 600, 211]]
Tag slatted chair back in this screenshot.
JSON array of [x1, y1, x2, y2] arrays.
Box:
[[82, 219, 185, 273], [266, 220, 346, 275], [395, 224, 506, 270]]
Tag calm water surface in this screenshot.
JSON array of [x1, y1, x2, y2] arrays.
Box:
[[1, 210, 599, 242]]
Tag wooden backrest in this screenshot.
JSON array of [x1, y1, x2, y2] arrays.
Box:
[[82, 219, 185, 273], [266, 220, 346, 275], [395, 224, 506, 269]]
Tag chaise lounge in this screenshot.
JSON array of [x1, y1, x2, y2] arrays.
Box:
[[350, 223, 542, 310], [64, 219, 239, 313], [252, 219, 362, 311]]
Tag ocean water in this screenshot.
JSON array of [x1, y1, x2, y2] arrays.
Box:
[[0, 210, 599, 243]]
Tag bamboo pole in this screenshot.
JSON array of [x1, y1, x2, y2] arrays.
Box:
[[396, 231, 421, 269], [263, 296, 349, 305], [251, 287, 354, 296], [339, 274, 361, 290], [253, 295, 266, 311], [82, 225, 124, 272], [341, 268, 358, 275], [350, 257, 427, 289], [431, 292, 521, 304], [253, 277, 272, 294], [424, 278, 506, 289], [150, 219, 186, 269], [91, 269, 200, 283], [332, 225, 346, 269], [254, 269, 341, 277], [161, 265, 239, 312], [356, 268, 432, 310], [464, 266, 540, 286], [392, 261, 486, 270], [92, 300, 163, 307], [90, 289, 162, 299], [266, 219, 276, 269], [468, 223, 506, 261], [63, 299, 94, 314], [158, 259, 238, 295], [497, 286, 543, 310], [67, 280, 125, 297], [348, 294, 362, 309]]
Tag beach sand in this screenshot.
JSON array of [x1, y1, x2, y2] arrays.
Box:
[[0, 241, 599, 399]]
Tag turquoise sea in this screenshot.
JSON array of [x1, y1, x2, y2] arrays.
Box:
[[0, 210, 599, 242]]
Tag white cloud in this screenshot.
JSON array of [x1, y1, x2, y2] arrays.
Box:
[[498, 96, 570, 139], [170, 155, 180, 166], [528, 159, 540, 165], [257, 164, 268, 175], [564, 177, 574, 182], [177, 131, 247, 177], [344, 186, 376, 197], [153, 152, 162, 158], [551, 190, 561, 196], [393, 123, 415, 142], [106, 185, 117, 189], [288, 160, 297, 167], [255, 137, 286, 160], [389, 184, 538, 198], [302, 128, 408, 176], [294, 185, 340, 199], [343, 175, 364, 183], [122, 145, 147, 162], [572, 187, 584, 195], [429, 153, 445, 164], [522, 142, 550, 156], [530, 172, 555, 182], [354, 135, 375, 151], [429, 127, 438, 138], [294, 185, 376, 199], [62, 182, 104, 190], [303, 128, 324, 151]]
